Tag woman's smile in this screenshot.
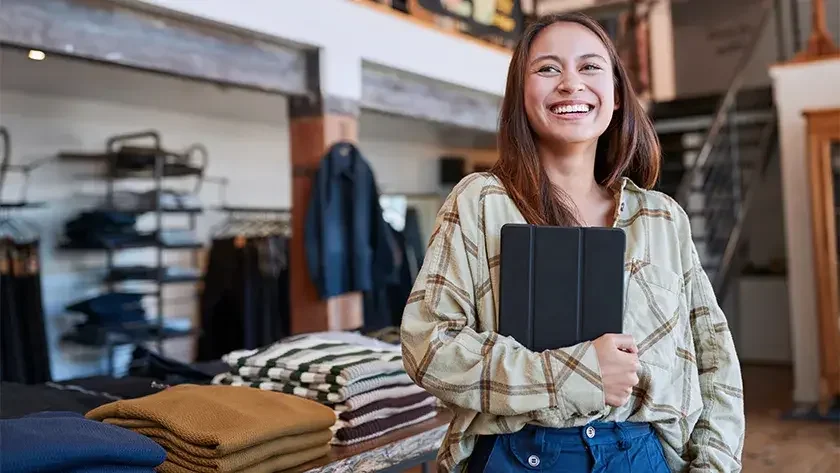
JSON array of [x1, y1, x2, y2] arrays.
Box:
[[546, 100, 596, 121]]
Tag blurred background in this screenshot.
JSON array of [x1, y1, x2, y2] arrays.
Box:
[[0, 0, 838, 471]]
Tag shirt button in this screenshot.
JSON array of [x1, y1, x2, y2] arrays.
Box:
[[585, 426, 596, 438], [527, 455, 540, 467]]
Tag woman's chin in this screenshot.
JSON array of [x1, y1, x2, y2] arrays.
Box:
[[543, 129, 602, 147]]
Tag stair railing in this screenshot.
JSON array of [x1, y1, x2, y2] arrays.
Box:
[[673, 0, 778, 296]]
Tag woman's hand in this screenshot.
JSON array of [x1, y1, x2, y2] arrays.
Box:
[[593, 334, 640, 407]]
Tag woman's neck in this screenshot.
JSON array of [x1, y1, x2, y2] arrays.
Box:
[[538, 139, 600, 200]]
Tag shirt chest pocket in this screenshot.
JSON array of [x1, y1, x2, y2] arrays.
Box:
[[623, 262, 684, 371]]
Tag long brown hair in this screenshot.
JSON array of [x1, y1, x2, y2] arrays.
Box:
[[491, 12, 660, 226]]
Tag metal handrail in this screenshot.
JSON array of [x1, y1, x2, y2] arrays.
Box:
[[674, 0, 776, 206], [712, 120, 778, 294]]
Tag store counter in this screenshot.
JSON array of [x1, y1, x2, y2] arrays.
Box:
[[290, 410, 452, 473]]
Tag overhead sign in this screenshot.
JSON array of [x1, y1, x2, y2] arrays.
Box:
[[412, 0, 526, 44], [536, 0, 628, 15]]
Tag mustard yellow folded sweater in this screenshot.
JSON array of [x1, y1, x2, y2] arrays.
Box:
[[158, 444, 329, 473], [136, 426, 331, 472], [85, 384, 336, 457]]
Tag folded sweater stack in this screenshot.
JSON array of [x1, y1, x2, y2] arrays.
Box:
[[85, 384, 336, 473], [213, 333, 438, 446], [0, 411, 166, 473]]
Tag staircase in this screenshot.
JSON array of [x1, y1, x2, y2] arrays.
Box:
[[651, 87, 777, 290], [648, 4, 778, 298]]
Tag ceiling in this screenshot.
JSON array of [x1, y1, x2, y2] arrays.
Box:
[[0, 46, 496, 149], [0, 46, 289, 124]]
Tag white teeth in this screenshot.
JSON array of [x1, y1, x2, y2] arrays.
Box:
[[550, 104, 591, 114]]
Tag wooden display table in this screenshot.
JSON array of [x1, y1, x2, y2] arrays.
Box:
[[288, 410, 453, 473]]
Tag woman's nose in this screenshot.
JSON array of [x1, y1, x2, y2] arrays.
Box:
[[557, 73, 585, 93]]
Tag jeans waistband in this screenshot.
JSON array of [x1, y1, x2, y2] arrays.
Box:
[[520, 421, 653, 447]]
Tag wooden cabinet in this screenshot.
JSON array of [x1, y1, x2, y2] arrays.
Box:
[[804, 107, 840, 411]]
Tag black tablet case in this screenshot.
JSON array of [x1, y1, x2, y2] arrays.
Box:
[[498, 224, 626, 352]]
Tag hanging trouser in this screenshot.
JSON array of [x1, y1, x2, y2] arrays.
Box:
[[467, 422, 670, 473]]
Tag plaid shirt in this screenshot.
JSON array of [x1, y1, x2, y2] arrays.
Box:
[[400, 173, 745, 473]]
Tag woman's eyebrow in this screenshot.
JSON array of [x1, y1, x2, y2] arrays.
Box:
[[579, 53, 608, 62], [530, 53, 608, 65], [530, 53, 561, 65]]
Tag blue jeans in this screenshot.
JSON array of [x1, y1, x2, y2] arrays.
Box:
[[467, 422, 670, 472]]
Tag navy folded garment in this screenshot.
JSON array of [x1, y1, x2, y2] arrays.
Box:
[[67, 467, 156, 473], [0, 411, 166, 473]]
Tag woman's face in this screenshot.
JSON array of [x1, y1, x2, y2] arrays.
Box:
[[524, 21, 618, 149]]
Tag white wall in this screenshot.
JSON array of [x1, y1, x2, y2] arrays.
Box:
[[770, 57, 840, 404], [744, 152, 788, 268], [0, 49, 452, 380], [737, 276, 793, 364], [120, 0, 512, 99]]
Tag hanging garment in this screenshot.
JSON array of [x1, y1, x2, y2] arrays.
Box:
[[196, 235, 290, 361], [303, 142, 398, 300], [0, 238, 51, 384], [386, 206, 426, 327]]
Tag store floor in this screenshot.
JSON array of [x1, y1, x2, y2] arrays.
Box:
[[741, 364, 839, 473]]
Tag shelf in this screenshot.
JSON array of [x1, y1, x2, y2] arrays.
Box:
[[105, 267, 201, 284], [61, 317, 196, 348], [210, 205, 290, 214], [58, 152, 203, 179], [59, 238, 203, 251], [112, 166, 203, 179], [0, 201, 46, 209], [100, 206, 203, 216], [56, 131, 208, 364]]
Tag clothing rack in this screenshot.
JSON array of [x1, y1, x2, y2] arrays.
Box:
[[0, 126, 52, 384], [0, 126, 50, 210], [57, 130, 208, 375], [197, 206, 292, 361], [210, 208, 292, 239], [204, 174, 291, 228], [0, 126, 46, 246]]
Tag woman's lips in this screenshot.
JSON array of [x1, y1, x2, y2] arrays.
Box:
[[548, 103, 594, 120]]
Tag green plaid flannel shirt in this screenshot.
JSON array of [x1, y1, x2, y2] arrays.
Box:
[[401, 173, 745, 473]]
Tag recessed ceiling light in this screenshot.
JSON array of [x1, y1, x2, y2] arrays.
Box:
[[28, 50, 46, 61]]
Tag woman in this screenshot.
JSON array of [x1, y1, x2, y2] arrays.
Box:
[[400, 12, 745, 473]]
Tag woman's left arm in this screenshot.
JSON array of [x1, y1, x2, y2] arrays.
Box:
[[673, 202, 746, 473]]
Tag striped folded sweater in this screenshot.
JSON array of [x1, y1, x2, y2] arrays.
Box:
[[212, 371, 412, 404], [331, 405, 438, 446], [221, 336, 403, 386], [334, 392, 437, 429]]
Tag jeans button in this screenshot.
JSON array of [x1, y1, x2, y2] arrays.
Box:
[[527, 454, 540, 467], [585, 426, 596, 438]]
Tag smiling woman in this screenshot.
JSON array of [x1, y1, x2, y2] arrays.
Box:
[[400, 11, 745, 473], [494, 13, 659, 228]]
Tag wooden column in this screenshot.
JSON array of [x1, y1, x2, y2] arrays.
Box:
[[288, 72, 364, 334], [617, 0, 652, 99], [793, 0, 839, 62]]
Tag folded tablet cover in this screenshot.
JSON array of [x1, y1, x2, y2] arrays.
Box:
[[498, 224, 626, 352]]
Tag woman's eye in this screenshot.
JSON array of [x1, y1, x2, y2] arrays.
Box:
[[582, 63, 602, 71], [538, 65, 561, 74]]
